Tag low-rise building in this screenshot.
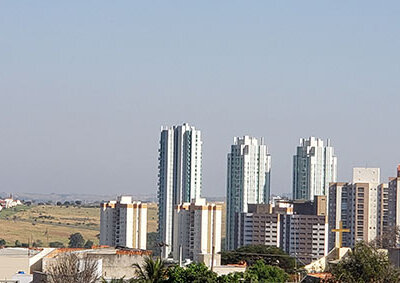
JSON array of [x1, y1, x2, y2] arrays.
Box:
[[0, 248, 54, 280]]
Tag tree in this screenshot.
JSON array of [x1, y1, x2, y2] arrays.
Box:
[[56, 201, 62, 206], [32, 239, 43, 247], [84, 240, 94, 249], [49, 241, 65, 248], [245, 260, 288, 282], [330, 241, 400, 282], [165, 262, 218, 283], [0, 239, 6, 246], [221, 244, 297, 273], [47, 253, 99, 283], [15, 240, 22, 247], [133, 256, 167, 283], [68, 233, 85, 248]]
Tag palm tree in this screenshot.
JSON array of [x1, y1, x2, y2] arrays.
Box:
[[132, 256, 167, 283]]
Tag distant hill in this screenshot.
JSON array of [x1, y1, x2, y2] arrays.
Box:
[[0, 192, 158, 203]]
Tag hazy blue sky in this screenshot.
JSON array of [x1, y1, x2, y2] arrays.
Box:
[[1, 1, 399, 198]]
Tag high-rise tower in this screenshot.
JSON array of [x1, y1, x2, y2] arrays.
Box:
[[293, 137, 337, 200], [225, 136, 271, 250], [157, 123, 202, 258]]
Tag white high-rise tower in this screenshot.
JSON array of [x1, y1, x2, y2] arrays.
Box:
[[225, 136, 271, 250], [293, 137, 337, 200], [157, 123, 202, 258]]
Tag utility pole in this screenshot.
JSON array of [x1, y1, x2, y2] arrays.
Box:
[[179, 245, 182, 267], [211, 245, 215, 272]]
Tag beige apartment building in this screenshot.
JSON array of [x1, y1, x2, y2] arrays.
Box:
[[173, 198, 222, 267], [236, 197, 328, 265], [100, 196, 147, 250], [328, 168, 382, 250]]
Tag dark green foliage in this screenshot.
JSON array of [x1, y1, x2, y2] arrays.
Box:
[[165, 262, 218, 283], [32, 239, 43, 247], [0, 239, 6, 246], [15, 240, 22, 247], [84, 240, 94, 249], [221, 244, 296, 273], [245, 260, 288, 282], [330, 242, 400, 282], [68, 232, 85, 248], [165, 261, 288, 283], [133, 256, 167, 283], [49, 241, 65, 248], [217, 272, 245, 283]]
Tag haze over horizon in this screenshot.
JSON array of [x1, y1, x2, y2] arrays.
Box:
[[1, 1, 399, 198]]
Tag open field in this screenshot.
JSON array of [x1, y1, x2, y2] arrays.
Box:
[[0, 205, 100, 246], [0, 201, 225, 247], [0, 219, 99, 247], [0, 203, 160, 247]]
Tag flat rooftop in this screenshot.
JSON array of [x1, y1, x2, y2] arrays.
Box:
[[0, 248, 41, 258]]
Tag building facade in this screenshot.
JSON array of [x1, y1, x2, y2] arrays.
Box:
[[378, 165, 400, 241], [100, 196, 147, 250], [236, 198, 328, 265], [173, 198, 222, 267], [226, 136, 271, 250], [293, 137, 337, 200], [158, 123, 202, 258], [328, 168, 380, 250]]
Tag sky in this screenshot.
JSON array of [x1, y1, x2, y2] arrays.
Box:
[[1, 1, 399, 198]]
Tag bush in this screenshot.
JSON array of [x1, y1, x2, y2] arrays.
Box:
[[49, 241, 65, 248], [68, 233, 85, 248]]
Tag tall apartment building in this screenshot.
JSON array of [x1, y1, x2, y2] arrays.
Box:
[[173, 198, 222, 267], [226, 136, 271, 250], [236, 197, 328, 265], [293, 137, 337, 200], [158, 123, 202, 258], [100, 196, 147, 250], [328, 168, 380, 250], [378, 165, 400, 239]]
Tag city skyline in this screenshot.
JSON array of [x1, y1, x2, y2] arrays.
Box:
[[1, 1, 399, 197]]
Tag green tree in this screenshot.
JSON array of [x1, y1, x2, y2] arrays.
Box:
[[84, 240, 94, 249], [0, 239, 6, 246], [245, 260, 288, 282], [68, 233, 85, 248], [330, 242, 400, 282], [165, 262, 218, 283], [32, 239, 43, 247], [133, 256, 167, 283], [221, 244, 296, 273], [15, 240, 22, 247], [49, 241, 65, 248], [217, 272, 245, 283]]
